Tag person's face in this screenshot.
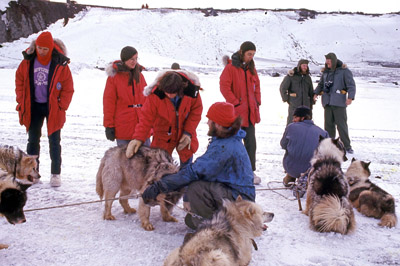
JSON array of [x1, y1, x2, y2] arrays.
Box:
[[125, 54, 138, 69], [207, 119, 217, 136], [325, 58, 332, 68], [292, 116, 303, 123], [165, 92, 177, 98], [36, 46, 50, 57], [242, 50, 256, 64], [300, 64, 308, 73]]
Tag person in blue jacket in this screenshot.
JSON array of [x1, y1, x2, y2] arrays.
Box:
[[280, 106, 329, 187], [141, 102, 255, 229]]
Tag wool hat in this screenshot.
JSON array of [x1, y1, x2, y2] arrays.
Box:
[[120, 46, 138, 62], [240, 41, 256, 53], [298, 59, 309, 65], [36, 31, 54, 49], [171, 62, 180, 70], [36, 31, 54, 65], [293, 106, 312, 118], [206, 102, 238, 127], [324, 53, 337, 60]]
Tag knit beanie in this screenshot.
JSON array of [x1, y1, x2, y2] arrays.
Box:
[[206, 102, 238, 127], [120, 46, 137, 62], [36, 31, 54, 65], [171, 62, 180, 70], [293, 106, 312, 118], [240, 41, 256, 53]]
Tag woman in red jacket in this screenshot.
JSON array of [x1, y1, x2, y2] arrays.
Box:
[[219, 41, 261, 184], [103, 46, 147, 147], [126, 70, 203, 167], [15, 31, 74, 187]]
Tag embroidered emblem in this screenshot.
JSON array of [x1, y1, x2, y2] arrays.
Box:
[[56, 82, 62, 90]]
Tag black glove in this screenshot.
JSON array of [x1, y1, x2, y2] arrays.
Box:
[[105, 127, 115, 141], [142, 181, 165, 204]]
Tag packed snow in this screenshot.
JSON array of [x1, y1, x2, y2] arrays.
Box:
[[0, 6, 399, 266]]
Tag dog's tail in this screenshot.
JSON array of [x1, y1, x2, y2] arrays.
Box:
[[311, 195, 356, 234], [95, 158, 105, 199]]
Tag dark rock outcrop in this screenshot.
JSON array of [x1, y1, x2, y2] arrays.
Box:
[[0, 0, 86, 43]]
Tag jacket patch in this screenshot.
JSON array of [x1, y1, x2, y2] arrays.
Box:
[[56, 82, 62, 90]]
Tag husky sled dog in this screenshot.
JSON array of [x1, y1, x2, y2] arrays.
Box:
[[304, 137, 356, 234], [164, 196, 274, 266], [0, 144, 40, 183], [96, 145, 182, 231], [346, 158, 397, 228], [0, 170, 31, 249]]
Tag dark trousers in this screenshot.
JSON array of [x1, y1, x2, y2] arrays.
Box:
[[324, 105, 351, 149], [27, 102, 62, 175], [242, 123, 256, 171], [186, 181, 234, 220]]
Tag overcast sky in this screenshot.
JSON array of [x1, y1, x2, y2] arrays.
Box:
[[56, 0, 399, 14]]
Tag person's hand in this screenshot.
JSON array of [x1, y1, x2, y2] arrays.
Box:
[[177, 134, 191, 151], [183, 201, 191, 212], [142, 181, 162, 204], [346, 98, 353, 106], [126, 139, 143, 158], [313, 94, 318, 102], [105, 127, 115, 141]]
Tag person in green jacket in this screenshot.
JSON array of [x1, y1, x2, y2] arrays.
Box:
[[279, 59, 314, 125]]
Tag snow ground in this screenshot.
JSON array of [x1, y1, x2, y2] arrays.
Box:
[[0, 6, 400, 266]]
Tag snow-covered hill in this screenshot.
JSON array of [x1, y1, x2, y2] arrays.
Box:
[[0, 5, 400, 266]]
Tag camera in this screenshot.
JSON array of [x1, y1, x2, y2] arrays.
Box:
[[323, 81, 333, 93]]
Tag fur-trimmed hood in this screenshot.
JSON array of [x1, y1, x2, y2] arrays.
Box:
[[321, 59, 347, 73], [22, 38, 70, 65], [143, 69, 201, 98], [105, 60, 145, 77], [222, 52, 242, 68]]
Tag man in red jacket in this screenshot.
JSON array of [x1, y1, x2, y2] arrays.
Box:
[[220, 41, 261, 185], [15, 31, 74, 187]]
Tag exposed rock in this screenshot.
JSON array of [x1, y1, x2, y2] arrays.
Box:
[[0, 0, 86, 43]]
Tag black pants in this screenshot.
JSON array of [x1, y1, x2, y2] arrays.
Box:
[[27, 102, 62, 175], [186, 181, 234, 220], [242, 123, 256, 171]]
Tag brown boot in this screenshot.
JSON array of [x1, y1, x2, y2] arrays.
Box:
[[283, 174, 296, 187]]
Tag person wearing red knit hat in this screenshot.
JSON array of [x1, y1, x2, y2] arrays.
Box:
[[15, 31, 74, 187], [141, 101, 255, 230]]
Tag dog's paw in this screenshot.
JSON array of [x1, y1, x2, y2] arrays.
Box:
[[162, 216, 178, 223], [103, 214, 116, 220], [142, 221, 155, 231], [0, 244, 9, 250], [123, 207, 137, 214]]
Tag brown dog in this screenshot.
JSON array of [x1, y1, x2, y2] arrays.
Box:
[[164, 196, 274, 266], [346, 158, 397, 228], [96, 145, 183, 231], [0, 145, 40, 183], [304, 137, 356, 234]]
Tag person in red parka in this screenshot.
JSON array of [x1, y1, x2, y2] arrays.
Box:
[[103, 46, 147, 147], [126, 70, 203, 167], [220, 41, 261, 185], [15, 31, 74, 187]]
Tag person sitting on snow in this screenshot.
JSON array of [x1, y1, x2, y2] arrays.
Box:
[[141, 102, 255, 229], [280, 106, 329, 188]]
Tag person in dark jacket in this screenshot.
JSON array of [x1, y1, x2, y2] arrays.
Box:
[[15, 31, 74, 187], [103, 46, 147, 147], [313, 53, 356, 153], [279, 59, 314, 125], [141, 102, 255, 229], [280, 106, 329, 186], [220, 41, 261, 185]]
